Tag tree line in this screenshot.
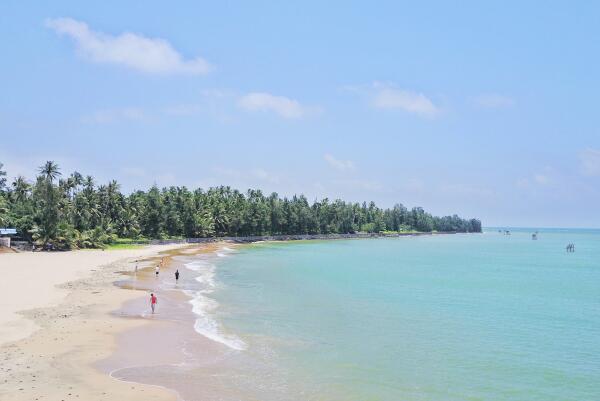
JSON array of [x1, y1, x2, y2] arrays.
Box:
[[0, 161, 482, 249]]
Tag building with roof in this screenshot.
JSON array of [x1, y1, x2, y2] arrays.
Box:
[[0, 228, 18, 248]]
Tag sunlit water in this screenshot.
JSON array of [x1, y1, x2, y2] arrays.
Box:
[[205, 229, 600, 400]]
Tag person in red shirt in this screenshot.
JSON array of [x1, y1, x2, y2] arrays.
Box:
[[150, 293, 157, 313]]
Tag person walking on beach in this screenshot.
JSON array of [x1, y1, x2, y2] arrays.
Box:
[[155, 265, 160, 276], [175, 269, 180, 282], [150, 293, 157, 313]]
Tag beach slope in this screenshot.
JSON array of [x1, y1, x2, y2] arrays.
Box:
[[0, 246, 184, 401]]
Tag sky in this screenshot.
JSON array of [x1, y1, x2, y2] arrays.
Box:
[[1, 1, 600, 228]]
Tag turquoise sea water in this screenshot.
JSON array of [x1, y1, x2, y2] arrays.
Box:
[[210, 230, 600, 400]]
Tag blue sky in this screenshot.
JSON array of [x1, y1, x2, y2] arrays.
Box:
[[1, 1, 600, 227]]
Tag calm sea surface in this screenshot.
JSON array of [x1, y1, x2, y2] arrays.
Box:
[[207, 229, 600, 400]]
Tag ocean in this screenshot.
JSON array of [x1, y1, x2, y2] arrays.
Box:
[[108, 229, 600, 400]]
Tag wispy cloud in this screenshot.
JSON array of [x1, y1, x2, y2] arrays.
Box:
[[580, 148, 600, 176], [82, 107, 146, 124], [213, 166, 281, 184], [533, 173, 550, 185], [473, 93, 515, 109], [345, 82, 439, 118], [324, 154, 355, 172], [372, 85, 438, 117], [516, 169, 555, 189], [250, 168, 280, 183], [46, 17, 211, 75], [238, 92, 306, 119], [162, 90, 238, 121]]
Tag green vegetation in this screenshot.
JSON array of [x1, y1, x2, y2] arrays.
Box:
[[0, 161, 482, 250], [104, 243, 145, 250]]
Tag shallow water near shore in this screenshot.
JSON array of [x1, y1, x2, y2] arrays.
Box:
[[106, 230, 600, 400]]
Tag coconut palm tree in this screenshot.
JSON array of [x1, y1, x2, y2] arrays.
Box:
[[0, 195, 8, 226], [38, 161, 61, 182], [71, 172, 83, 189], [11, 176, 30, 203]]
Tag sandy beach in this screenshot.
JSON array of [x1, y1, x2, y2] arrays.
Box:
[[0, 245, 189, 401]]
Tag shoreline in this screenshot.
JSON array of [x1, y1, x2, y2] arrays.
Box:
[[0, 244, 189, 401], [0, 234, 475, 401], [122, 230, 472, 247], [0, 235, 467, 401], [100, 242, 251, 400], [0, 246, 185, 346]]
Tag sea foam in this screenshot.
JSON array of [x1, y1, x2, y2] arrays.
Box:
[[184, 258, 246, 351]]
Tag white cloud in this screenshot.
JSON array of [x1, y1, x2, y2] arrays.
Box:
[[371, 83, 438, 117], [580, 148, 600, 176], [324, 154, 355, 172], [473, 94, 515, 108], [238, 92, 305, 119], [162, 90, 238, 121], [46, 17, 211, 75], [373, 89, 438, 116], [343, 82, 439, 117], [82, 107, 146, 124], [533, 174, 550, 185]]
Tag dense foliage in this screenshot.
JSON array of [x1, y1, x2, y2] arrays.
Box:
[[0, 161, 482, 249]]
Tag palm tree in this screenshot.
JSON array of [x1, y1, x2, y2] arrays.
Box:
[[0, 162, 7, 191], [38, 161, 61, 182], [83, 175, 95, 191], [71, 172, 83, 188], [0, 195, 8, 226], [107, 179, 120, 193], [11, 176, 30, 203]]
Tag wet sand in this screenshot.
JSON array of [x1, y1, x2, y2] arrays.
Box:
[[100, 243, 242, 400], [0, 242, 297, 401], [100, 243, 299, 401], [0, 245, 188, 401]]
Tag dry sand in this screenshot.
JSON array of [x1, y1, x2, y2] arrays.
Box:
[[0, 245, 185, 345], [0, 245, 189, 401]]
